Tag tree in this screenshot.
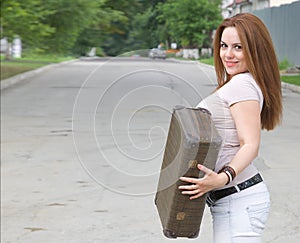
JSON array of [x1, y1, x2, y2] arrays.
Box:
[[44, 0, 107, 54], [100, 0, 168, 56], [1, 0, 222, 56], [1, 0, 54, 50], [58, 0, 127, 56], [125, 4, 166, 51], [99, 0, 145, 56], [1, 0, 127, 55], [157, 0, 222, 49]]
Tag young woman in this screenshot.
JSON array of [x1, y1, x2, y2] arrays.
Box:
[[178, 13, 282, 242]]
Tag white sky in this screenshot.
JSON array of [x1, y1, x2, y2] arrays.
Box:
[[222, 0, 299, 8], [270, 0, 299, 6]]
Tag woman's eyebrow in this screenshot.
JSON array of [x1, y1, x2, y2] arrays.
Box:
[[221, 40, 242, 45]]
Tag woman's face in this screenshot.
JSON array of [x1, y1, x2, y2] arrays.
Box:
[[220, 27, 248, 78]]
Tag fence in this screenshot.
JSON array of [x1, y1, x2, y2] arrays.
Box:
[[253, 1, 300, 66]]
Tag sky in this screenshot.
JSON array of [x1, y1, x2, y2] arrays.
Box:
[[222, 0, 299, 7], [270, 0, 299, 6]]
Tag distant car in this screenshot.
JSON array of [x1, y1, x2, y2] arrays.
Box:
[[148, 48, 166, 59]]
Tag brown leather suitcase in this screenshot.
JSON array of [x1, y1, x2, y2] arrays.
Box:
[[155, 106, 222, 238]]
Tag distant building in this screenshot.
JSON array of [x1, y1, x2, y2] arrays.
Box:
[[222, 0, 270, 17]]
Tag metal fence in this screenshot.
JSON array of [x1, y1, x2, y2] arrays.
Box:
[[253, 1, 300, 66]]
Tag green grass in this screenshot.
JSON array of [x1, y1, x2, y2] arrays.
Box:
[[199, 58, 214, 66], [0, 54, 74, 80], [281, 75, 300, 86], [20, 54, 74, 63], [1, 62, 46, 80]]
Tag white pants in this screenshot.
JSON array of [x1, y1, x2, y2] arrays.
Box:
[[210, 182, 270, 243]]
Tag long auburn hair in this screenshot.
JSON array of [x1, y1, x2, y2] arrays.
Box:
[[213, 13, 282, 131]]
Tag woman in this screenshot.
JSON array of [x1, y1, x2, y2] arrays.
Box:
[[178, 13, 282, 242]]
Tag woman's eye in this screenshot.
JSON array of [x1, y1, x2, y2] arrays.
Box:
[[220, 43, 227, 48], [235, 45, 242, 50]]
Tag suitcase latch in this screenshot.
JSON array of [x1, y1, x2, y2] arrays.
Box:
[[188, 160, 198, 169], [176, 212, 186, 220]]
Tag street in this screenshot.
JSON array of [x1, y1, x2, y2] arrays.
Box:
[[1, 58, 300, 242]]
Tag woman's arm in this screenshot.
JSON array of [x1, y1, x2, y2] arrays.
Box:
[[228, 100, 261, 175]]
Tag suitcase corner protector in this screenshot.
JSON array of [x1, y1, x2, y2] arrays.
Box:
[[163, 229, 177, 238]]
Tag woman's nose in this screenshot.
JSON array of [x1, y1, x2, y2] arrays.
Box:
[[225, 47, 234, 58]]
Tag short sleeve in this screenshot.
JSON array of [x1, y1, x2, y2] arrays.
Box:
[[218, 73, 264, 110]]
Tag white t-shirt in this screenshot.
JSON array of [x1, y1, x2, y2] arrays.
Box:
[[197, 72, 264, 188]]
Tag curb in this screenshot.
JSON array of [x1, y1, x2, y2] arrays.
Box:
[[281, 82, 300, 94], [1, 59, 78, 90], [197, 62, 215, 70], [168, 58, 215, 70], [168, 58, 200, 65]]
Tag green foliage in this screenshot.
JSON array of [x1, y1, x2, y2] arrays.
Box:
[[44, 0, 108, 54], [73, 5, 127, 56], [1, 0, 224, 56], [1, 0, 55, 48], [101, 0, 145, 56], [1, 0, 126, 55], [125, 8, 157, 51], [95, 47, 105, 57], [279, 58, 292, 70], [157, 0, 222, 48]]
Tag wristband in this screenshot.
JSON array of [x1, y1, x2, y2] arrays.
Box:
[[218, 166, 236, 185]]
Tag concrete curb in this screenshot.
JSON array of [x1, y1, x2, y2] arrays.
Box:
[[281, 81, 300, 94], [168, 58, 200, 65], [0, 59, 78, 90]]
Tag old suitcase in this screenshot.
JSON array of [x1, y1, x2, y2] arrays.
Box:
[[155, 106, 222, 238]]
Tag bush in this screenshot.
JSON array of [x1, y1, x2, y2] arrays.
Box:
[[96, 47, 105, 57], [279, 58, 292, 70]]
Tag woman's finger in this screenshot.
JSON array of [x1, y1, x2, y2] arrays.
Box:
[[189, 192, 204, 200], [181, 189, 200, 195], [178, 184, 198, 190], [197, 164, 213, 175], [179, 176, 198, 184]]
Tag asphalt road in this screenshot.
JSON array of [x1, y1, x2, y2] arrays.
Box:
[[1, 57, 300, 242]]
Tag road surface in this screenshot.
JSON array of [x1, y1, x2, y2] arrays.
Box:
[[1, 57, 300, 242]]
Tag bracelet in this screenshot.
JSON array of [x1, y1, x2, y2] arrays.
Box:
[[218, 166, 236, 185]]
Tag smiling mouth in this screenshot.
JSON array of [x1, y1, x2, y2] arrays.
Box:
[[225, 61, 238, 67]]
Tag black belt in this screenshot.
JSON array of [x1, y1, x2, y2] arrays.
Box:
[[206, 173, 263, 207]]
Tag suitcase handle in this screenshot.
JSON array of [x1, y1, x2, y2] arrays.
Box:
[[173, 105, 185, 110], [173, 105, 211, 115], [197, 107, 211, 115]]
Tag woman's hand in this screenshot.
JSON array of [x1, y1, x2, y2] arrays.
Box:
[[178, 164, 228, 200]]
